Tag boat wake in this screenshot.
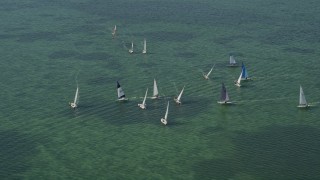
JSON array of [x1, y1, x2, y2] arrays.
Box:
[[234, 97, 292, 104]]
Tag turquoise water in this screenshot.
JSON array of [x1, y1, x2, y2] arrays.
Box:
[[1, 0, 320, 179]]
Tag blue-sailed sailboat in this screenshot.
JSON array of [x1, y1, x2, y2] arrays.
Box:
[[241, 62, 251, 80]]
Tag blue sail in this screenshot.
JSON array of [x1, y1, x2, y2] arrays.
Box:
[[241, 63, 248, 79]]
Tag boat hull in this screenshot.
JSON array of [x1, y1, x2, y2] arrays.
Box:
[[138, 104, 147, 109], [150, 96, 159, 99], [174, 98, 181, 104], [226, 64, 238, 67], [70, 102, 77, 109], [217, 101, 233, 105], [118, 97, 129, 101], [161, 118, 167, 125], [297, 104, 309, 108]]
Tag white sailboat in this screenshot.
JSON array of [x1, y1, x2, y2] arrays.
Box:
[[142, 38, 147, 54], [203, 65, 215, 80], [227, 55, 238, 67], [218, 83, 232, 104], [174, 86, 185, 104], [138, 88, 148, 109], [234, 71, 242, 87], [151, 79, 159, 99], [112, 25, 117, 38], [117, 81, 128, 101], [161, 101, 169, 125], [129, 42, 134, 54], [69, 86, 79, 109], [297, 86, 309, 108]]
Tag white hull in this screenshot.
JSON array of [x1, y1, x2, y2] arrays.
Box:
[[129, 49, 133, 54], [70, 102, 77, 109], [138, 104, 146, 109], [235, 82, 241, 87], [118, 97, 128, 101], [142, 50, 146, 54], [151, 96, 159, 99], [203, 75, 209, 80], [226, 64, 238, 67], [297, 104, 309, 108], [217, 101, 233, 105], [161, 118, 167, 125], [174, 98, 181, 104]]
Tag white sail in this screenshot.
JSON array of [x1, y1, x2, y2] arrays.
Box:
[[165, 101, 169, 119], [142, 88, 148, 105], [74, 86, 79, 105], [235, 72, 242, 87], [299, 86, 307, 106], [112, 25, 116, 38], [204, 65, 215, 79], [129, 42, 133, 53], [177, 86, 185, 101], [153, 79, 159, 98], [230, 55, 236, 64], [142, 38, 147, 54], [206, 65, 214, 77]]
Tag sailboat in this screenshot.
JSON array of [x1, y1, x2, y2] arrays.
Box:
[[203, 65, 215, 80], [241, 62, 250, 80], [117, 81, 128, 101], [138, 88, 148, 109], [227, 55, 238, 67], [112, 25, 116, 38], [142, 38, 147, 54], [129, 42, 134, 54], [297, 86, 309, 108], [234, 71, 242, 87], [69, 85, 79, 109], [174, 86, 185, 104], [151, 79, 159, 99], [218, 83, 232, 104], [161, 101, 169, 125]]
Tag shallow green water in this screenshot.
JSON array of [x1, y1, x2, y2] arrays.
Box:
[[0, 0, 320, 179]]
